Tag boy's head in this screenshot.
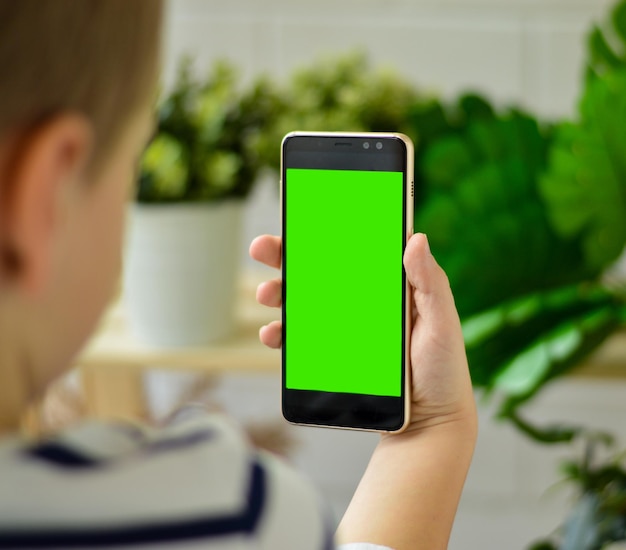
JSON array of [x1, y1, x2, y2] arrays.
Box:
[[0, 1, 162, 174], [0, 0, 162, 424]]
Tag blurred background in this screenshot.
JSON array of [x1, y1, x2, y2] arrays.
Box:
[[159, 0, 616, 269], [65, 1, 626, 549]]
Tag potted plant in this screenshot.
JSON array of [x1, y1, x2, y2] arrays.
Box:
[[124, 58, 281, 347]]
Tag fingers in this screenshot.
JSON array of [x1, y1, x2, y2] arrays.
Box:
[[403, 233, 460, 334], [256, 278, 282, 308], [250, 235, 282, 348], [259, 320, 282, 348], [256, 280, 282, 348], [249, 235, 281, 269]]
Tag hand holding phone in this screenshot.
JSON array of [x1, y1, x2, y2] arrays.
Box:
[[250, 232, 475, 432], [279, 132, 414, 432], [250, 228, 477, 548]]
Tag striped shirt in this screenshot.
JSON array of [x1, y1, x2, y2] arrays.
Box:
[[0, 412, 391, 550]]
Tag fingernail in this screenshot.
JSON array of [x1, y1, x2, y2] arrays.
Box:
[[421, 233, 431, 256]]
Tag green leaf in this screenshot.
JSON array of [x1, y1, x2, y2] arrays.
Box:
[[197, 152, 241, 199], [548, 323, 583, 361], [416, 109, 589, 318], [586, 0, 626, 79], [422, 137, 472, 189], [493, 339, 551, 396], [464, 283, 622, 390], [503, 407, 581, 444], [139, 134, 189, 202], [613, 1, 626, 42], [462, 308, 505, 346], [458, 93, 495, 122], [588, 26, 623, 77], [540, 71, 626, 272], [507, 293, 543, 325], [493, 301, 621, 424]]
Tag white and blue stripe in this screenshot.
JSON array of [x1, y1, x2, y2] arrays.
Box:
[[0, 414, 333, 549]]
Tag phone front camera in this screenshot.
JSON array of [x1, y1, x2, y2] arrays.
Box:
[[376, 142, 383, 150], [363, 142, 370, 149]]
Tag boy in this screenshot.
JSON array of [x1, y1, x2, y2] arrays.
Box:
[[0, 1, 477, 549]]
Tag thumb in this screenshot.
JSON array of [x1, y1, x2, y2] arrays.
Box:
[[403, 233, 460, 336]]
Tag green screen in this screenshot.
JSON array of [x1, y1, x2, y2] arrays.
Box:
[[285, 168, 404, 397]]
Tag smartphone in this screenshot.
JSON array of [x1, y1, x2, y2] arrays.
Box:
[[280, 132, 414, 432]]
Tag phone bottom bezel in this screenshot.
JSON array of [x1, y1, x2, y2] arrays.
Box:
[[282, 388, 407, 432]]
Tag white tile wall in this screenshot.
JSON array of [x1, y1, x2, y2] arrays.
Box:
[[154, 1, 626, 548], [164, 0, 611, 115]]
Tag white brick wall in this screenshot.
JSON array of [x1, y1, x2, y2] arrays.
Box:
[[164, 0, 613, 117], [157, 1, 626, 548]]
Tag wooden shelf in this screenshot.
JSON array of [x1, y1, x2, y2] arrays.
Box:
[[75, 271, 280, 420], [570, 330, 626, 379], [78, 271, 281, 374]]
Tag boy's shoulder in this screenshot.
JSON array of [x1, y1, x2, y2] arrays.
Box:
[[0, 412, 332, 549]]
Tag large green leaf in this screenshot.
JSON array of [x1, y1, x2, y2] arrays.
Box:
[[416, 110, 592, 317], [463, 284, 621, 387], [493, 303, 622, 430], [539, 71, 626, 272], [492, 308, 614, 399]]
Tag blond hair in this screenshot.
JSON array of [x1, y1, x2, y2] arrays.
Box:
[[0, 0, 163, 170]]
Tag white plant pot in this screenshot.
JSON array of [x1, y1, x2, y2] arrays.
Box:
[[124, 200, 243, 347]]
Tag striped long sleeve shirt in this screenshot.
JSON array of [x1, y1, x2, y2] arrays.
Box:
[[0, 412, 392, 550]]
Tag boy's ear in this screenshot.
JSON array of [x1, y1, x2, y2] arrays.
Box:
[[0, 114, 93, 295]]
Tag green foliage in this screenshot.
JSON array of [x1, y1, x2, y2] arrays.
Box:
[[406, 93, 495, 204], [530, 438, 626, 549], [462, 282, 626, 444], [255, 52, 423, 171], [539, 70, 626, 272], [464, 284, 621, 388], [415, 107, 593, 317], [140, 134, 189, 201], [408, 0, 626, 445], [587, 0, 626, 79], [137, 59, 283, 202]]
